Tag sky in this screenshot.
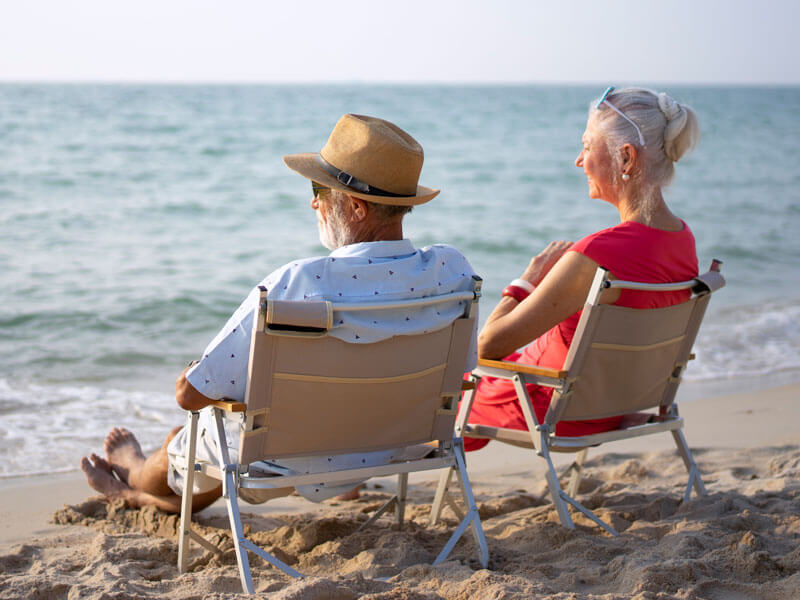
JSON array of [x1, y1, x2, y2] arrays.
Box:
[[0, 0, 798, 84]]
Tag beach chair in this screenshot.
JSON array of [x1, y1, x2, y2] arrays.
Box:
[[430, 262, 725, 536], [174, 279, 488, 593]]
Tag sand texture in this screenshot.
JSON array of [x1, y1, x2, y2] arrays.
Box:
[[1, 442, 798, 600]]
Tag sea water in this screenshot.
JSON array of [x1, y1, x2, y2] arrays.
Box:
[[1, 84, 799, 477]]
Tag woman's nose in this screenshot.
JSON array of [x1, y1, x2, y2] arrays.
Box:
[[575, 151, 583, 167]]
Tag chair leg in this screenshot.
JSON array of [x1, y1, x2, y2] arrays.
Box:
[[671, 429, 707, 501], [540, 441, 575, 530], [178, 411, 199, 574], [396, 473, 408, 529], [208, 410, 303, 590], [433, 443, 488, 568], [429, 467, 454, 527], [566, 448, 588, 497], [223, 470, 256, 594], [453, 442, 489, 568], [544, 464, 574, 529], [431, 374, 479, 528]]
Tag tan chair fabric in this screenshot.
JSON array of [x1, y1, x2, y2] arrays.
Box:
[[239, 303, 474, 465], [435, 266, 725, 537], [548, 300, 697, 423]]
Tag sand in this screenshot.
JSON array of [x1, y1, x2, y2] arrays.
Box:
[[1, 383, 798, 599]]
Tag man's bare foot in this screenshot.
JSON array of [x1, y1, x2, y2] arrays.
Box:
[[104, 427, 146, 485], [80, 456, 131, 502], [90, 453, 114, 475]]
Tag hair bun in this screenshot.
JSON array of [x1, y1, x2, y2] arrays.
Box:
[[657, 92, 681, 122], [657, 92, 693, 161]]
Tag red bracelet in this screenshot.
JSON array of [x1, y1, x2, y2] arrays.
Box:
[[502, 285, 530, 303]]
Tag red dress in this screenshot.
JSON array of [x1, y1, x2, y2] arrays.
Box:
[[464, 220, 698, 451]]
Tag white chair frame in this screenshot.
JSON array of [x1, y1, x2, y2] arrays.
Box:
[[175, 280, 489, 593], [431, 263, 725, 537]]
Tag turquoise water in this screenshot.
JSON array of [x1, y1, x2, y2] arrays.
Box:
[[1, 84, 799, 476]]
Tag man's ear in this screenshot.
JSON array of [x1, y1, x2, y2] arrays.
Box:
[[349, 195, 369, 222]]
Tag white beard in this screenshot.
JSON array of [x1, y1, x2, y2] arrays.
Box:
[[318, 218, 344, 251]]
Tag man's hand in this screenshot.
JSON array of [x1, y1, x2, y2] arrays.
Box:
[[175, 364, 215, 411]]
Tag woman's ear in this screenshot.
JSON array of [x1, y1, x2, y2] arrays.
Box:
[[620, 143, 638, 174]]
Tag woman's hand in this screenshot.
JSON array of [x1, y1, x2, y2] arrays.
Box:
[[479, 250, 609, 359], [520, 240, 574, 286]]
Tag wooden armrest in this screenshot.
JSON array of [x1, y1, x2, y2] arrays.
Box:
[[477, 358, 567, 379], [210, 399, 247, 413], [461, 380, 476, 391]]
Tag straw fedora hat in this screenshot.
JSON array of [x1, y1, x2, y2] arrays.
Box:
[[283, 114, 439, 206]]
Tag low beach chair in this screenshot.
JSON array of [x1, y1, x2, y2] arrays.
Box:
[[431, 262, 725, 536], [174, 279, 488, 593]]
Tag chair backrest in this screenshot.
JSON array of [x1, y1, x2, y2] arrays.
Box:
[[544, 266, 724, 425], [237, 278, 481, 466]]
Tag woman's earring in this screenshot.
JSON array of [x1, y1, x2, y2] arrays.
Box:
[[621, 173, 630, 181]]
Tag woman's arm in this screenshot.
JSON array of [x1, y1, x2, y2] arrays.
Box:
[[478, 247, 620, 359]]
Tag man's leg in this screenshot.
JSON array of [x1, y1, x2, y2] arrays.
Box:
[[104, 426, 179, 497], [81, 454, 221, 513], [81, 427, 222, 514]]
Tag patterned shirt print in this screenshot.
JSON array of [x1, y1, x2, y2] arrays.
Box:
[[179, 240, 478, 503], [187, 239, 478, 401]]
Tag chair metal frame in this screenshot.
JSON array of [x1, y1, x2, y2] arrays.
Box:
[[175, 279, 489, 593], [431, 263, 725, 536]]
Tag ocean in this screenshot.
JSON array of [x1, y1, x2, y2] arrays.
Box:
[[1, 83, 799, 478]]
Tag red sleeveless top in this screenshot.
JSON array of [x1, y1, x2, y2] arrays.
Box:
[[466, 220, 698, 446]]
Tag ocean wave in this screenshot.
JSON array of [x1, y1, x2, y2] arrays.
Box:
[[686, 300, 800, 381], [0, 379, 181, 479]]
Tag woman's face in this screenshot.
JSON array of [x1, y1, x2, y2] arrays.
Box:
[[575, 116, 616, 203]]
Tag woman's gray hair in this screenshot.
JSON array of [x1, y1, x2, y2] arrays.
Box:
[[591, 87, 700, 190]]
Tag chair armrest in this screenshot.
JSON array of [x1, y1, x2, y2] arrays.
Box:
[[477, 358, 567, 379], [210, 399, 247, 413], [461, 380, 476, 391]]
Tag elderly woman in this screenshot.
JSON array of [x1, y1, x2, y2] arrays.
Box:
[[466, 87, 701, 450]]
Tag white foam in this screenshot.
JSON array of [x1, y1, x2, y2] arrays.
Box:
[[0, 380, 180, 479], [686, 300, 800, 381]]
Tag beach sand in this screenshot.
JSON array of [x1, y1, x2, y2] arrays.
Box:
[[1, 384, 798, 599]]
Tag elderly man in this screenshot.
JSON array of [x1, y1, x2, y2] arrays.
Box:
[[80, 114, 478, 513]]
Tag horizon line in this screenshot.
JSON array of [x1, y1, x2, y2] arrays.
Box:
[[1, 78, 799, 88]]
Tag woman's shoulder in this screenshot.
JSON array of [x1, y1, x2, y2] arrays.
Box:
[[572, 222, 631, 254], [577, 219, 692, 243], [572, 220, 695, 263]]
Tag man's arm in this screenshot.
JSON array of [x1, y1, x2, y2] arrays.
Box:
[[175, 364, 215, 411]]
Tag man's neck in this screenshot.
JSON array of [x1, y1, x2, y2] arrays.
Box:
[[346, 220, 404, 245]]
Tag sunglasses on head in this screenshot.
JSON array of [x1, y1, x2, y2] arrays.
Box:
[[311, 181, 330, 199], [595, 86, 646, 147]]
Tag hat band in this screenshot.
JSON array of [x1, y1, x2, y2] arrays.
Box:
[[315, 155, 407, 198]]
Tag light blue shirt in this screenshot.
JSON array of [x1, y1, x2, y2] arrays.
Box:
[[181, 239, 478, 502], [187, 239, 478, 400]]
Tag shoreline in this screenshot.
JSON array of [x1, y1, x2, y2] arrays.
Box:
[[2, 371, 797, 483], [2, 381, 798, 548], [1, 382, 798, 599]]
